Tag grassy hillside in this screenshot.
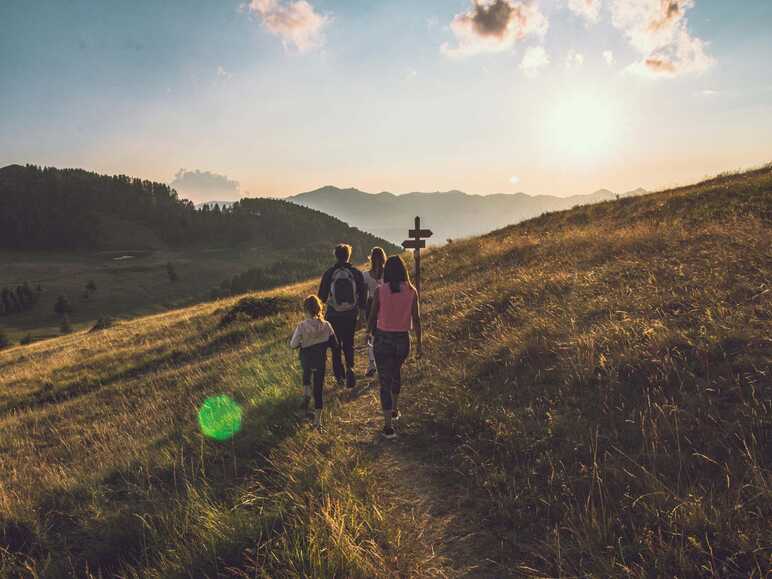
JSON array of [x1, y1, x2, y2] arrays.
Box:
[[0, 166, 769, 577], [0, 247, 293, 341]]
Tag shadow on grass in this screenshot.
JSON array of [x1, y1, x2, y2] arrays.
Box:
[[15, 341, 312, 577]]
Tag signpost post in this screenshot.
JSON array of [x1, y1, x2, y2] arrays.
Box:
[[402, 216, 432, 299]]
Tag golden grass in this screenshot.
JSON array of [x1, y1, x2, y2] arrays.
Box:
[[408, 167, 771, 576], [0, 166, 770, 577]]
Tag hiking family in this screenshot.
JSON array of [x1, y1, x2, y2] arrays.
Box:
[[289, 243, 422, 439]]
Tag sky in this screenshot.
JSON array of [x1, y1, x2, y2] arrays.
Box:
[[1, 0, 771, 202]]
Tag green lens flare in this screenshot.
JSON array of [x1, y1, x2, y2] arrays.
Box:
[[198, 395, 243, 441]]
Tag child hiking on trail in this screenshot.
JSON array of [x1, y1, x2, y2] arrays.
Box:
[[290, 295, 337, 430], [364, 247, 386, 377], [367, 255, 422, 439]]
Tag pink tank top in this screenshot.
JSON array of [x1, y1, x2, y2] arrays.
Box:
[[377, 282, 415, 332]]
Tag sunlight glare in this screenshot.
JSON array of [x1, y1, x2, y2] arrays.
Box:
[[544, 90, 622, 163]]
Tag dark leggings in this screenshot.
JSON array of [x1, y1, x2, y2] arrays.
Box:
[[300, 342, 327, 410], [373, 330, 410, 411], [328, 314, 357, 380]]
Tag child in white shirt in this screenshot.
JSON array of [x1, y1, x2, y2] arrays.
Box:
[[290, 295, 337, 429]]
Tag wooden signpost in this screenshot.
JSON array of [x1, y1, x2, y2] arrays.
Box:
[[402, 216, 432, 298]]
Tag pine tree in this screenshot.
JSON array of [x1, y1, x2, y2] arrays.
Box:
[[54, 295, 73, 316]]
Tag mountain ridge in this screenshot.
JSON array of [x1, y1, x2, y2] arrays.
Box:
[[0, 164, 397, 254], [287, 184, 649, 243]]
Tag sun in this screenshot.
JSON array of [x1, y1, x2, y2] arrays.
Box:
[[544, 89, 622, 163]]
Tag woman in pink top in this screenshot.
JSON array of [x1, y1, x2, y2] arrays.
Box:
[[367, 255, 422, 439]]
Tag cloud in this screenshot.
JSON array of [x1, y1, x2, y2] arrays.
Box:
[[700, 88, 718, 95], [520, 45, 550, 76], [565, 48, 585, 68], [509, 175, 521, 185], [170, 170, 240, 202], [217, 65, 232, 80], [603, 49, 615, 65], [244, 0, 330, 52], [567, 0, 602, 23], [441, 0, 548, 57], [610, 0, 714, 77]]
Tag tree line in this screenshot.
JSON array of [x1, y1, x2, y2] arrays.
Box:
[[0, 164, 398, 253], [0, 282, 40, 316]]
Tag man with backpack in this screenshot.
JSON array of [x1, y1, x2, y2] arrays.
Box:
[[318, 243, 367, 388]]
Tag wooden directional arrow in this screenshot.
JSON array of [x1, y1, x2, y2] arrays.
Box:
[[402, 239, 426, 249], [408, 228, 433, 238]]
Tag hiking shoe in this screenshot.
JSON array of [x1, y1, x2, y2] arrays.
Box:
[[365, 367, 376, 378], [391, 409, 401, 421], [346, 369, 356, 388], [382, 426, 397, 439]]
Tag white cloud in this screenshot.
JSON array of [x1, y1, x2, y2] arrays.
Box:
[[441, 0, 548, 57], [509, 175, 521, 185], [565, 48, 585, 68], [520, 45, 550, 77], [610, 0, 714, 77], [567, 0, 602, 23], [244, 0, 330, 52], [217, 65, 232, 80], [170, 169, 240, 202], [603, 50, 615, 65]]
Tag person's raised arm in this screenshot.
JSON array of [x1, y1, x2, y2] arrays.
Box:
[[367, 289, 380, 335], [411, 290, 422, 358]]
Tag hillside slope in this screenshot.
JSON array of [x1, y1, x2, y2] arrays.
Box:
[[0, 167, 769, 577], [288, 184, 648, 244]]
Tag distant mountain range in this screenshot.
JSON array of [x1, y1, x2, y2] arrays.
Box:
[[286, 186, 649, 244]]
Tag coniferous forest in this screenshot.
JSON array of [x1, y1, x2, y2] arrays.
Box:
[[0, 164, 397, 254]]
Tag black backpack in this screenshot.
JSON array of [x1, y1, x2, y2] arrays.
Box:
[[327, 267, 357, 312]]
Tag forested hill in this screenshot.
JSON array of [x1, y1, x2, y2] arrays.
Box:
[[0, 164, 397, 255]]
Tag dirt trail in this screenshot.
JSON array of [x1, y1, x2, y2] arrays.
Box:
[[323, 346, 505, 578]]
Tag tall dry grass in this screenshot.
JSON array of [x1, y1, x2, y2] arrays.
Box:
[[0, 280, 408, 577], [0, 166, 769, 577], [407, 167, 771, 576]]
